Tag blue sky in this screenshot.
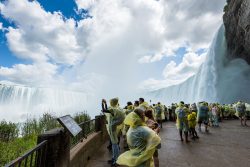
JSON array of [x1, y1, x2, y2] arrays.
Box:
[[0, 0, 81, 67], [0, 0, 225, 91], [0, 0, 186, 80]]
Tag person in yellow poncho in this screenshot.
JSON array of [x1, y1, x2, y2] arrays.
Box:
[[154, 102, 164, 128], [139, 97, 149, 111], [117, 109, 161, 167], [123, 102, 135, 149], [175, 101, 189, 142], [102, 98, 125, 166], [187, 112, 199, 140], [235, 101, 247, 126]]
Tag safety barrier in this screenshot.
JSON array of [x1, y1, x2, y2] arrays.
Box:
[[70, 119, 96, 147], [5, 140, 48, 167]]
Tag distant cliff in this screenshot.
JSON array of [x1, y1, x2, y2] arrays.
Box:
[[223, 0, 250, 64]]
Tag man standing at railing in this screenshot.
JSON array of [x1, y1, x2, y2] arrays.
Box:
[[102, 98, 125, 167]]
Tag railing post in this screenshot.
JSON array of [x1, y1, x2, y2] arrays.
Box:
[[95, 115, 108, 142], [37, 128, 70, 167], [95, 115, 103, 132]]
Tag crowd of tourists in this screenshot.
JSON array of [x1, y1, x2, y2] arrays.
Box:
[[101, 98, 249, 167]]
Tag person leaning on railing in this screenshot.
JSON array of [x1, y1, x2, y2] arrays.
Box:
[[102, 98, 125, 167]]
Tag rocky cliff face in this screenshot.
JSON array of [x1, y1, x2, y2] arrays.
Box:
[[223, 0, 250, 64]]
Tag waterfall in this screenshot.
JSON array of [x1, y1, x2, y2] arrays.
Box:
[[0, 82, 88, 122], [148, 25, 250, 104]]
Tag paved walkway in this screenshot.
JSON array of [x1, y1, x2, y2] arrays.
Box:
[[87, 120, 250, 167]]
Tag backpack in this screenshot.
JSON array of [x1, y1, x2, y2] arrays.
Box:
[[199, 105, 208, 116], [178, 108, 186, 120], [155, 106, 162, 116], [236, 104, 245, 113]]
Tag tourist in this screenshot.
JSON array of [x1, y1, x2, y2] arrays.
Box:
[[117, 109, 161, 167], [190, 103, 198, 113], [139, 97, 149, 111], [211, 104, 219, 127], [134, 100, 140, 108], [171, 103, 177, 121], [197, 102, 209, 133], [102, 98, 125, 167], [145, 109, 160, 167], [175, 101, 190, 142], [154, 102, 163, 128], [187, 112, 199, 140], [122, 102, 134, 149], [235, 101, 247, 126], [224, 104, 230, 120]]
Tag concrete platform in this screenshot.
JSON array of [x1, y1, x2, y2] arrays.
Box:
[[87, 120, 250, 167]]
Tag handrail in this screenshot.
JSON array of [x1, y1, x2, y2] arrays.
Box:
[[5, 140, 48, 167], [70, 119, 97, 148]]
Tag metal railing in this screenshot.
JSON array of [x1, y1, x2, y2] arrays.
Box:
[[70, 119, 96, 147], [5, 140, 48, 167]]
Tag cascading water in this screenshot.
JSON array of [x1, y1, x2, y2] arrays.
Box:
[[148, 25, 250, 104], [0, 82, 89, 122]]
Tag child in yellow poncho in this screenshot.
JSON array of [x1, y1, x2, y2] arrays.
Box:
[[188, 112, 199, 140]]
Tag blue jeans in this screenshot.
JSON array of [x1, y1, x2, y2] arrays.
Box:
[[112, 143, 120, 164]]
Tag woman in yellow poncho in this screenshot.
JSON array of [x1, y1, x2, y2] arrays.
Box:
[[117, 109, 161, 167]]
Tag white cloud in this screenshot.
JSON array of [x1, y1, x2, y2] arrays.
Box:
[[0, 0, 226, 95], [163, 52, 206, 79], [75, 0, 96, 9], [1, 0, 86, 65], [0, 62, 58, 86], [0, 22, 2, 30], [140, 51, 206, 91]]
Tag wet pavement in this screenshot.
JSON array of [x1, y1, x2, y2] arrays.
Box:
[[87, 120, 250, 167]]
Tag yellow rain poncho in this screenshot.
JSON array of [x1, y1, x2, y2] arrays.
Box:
[[139, 102, 150, 111], [154, 104, 165, 120], [235, 101, 246, 117], [188, 112, 197, 128], [175, 103, 189, 131], [117, 112, 161, 167], [105, 98, 125, 144]]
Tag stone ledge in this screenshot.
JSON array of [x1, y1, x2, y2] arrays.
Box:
[[70, 131, 108, 167]]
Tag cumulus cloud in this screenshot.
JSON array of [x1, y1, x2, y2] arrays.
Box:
[[75, 0, 96, 9], [1, 0, 86, 65], [140, 51, 206, 90], [0, 62, 58, 86], [0, 0, 226, 96]]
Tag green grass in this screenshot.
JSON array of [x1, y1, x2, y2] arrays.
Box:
[[0, 112, 91, 166]]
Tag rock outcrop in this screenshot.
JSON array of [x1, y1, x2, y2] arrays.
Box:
[[223, 0, 250, 64]]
